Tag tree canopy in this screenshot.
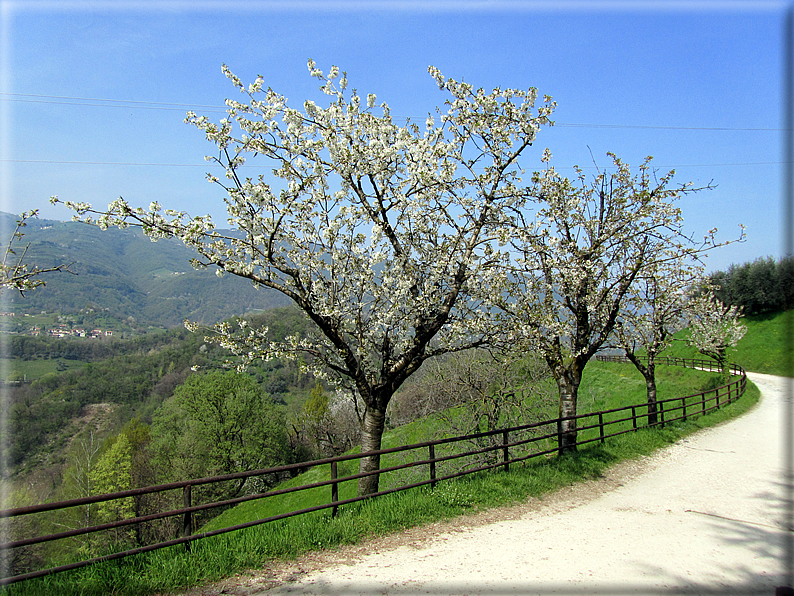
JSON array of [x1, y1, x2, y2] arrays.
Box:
[[151, 370, 289, 499], [492, 152, 736, 449], [56, 60, 556, 495], [686, 288, 747, 376]]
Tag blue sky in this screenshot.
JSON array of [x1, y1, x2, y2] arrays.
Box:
[[0, 0, 787, 272]]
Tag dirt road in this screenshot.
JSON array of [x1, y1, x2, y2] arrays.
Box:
[[203, 372, 790, 595]]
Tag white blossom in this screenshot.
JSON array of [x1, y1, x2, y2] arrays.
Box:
[[687, 287, 746, 373], [491, 153, 742, 451], [54, 62, 556, 496], [1, 208, 75, 294]]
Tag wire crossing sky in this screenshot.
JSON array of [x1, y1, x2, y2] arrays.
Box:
[[0, 0, 787, 272]]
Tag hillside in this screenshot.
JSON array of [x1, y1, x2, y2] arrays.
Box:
[[199, 309, 791, 537], [0, 307, 771, 594], [2, 306, 319, 480], [661, 309, 792, 377], [1, 212, 290, 327]]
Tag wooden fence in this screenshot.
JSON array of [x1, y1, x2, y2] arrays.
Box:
[[0, 356, 747, 586]]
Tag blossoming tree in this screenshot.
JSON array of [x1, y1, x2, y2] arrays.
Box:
[[496, 153, 736, 452], [53, 61, 555, 495], [613, 257, 706, 424], [686, 288, 747, 378]]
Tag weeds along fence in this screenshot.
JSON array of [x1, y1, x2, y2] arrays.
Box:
[[0, 356, 747, 586]]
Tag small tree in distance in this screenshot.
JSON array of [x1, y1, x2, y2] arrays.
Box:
[[55, 60, 556, 496], [614, 257, 704, 425], [292, 381, 358, 458], [687, 288, 747, 378]]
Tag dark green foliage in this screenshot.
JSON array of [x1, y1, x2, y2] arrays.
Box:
[[150, 370, 291, 512], [710, 255, 794, 315], [146, 370, 294, 531]]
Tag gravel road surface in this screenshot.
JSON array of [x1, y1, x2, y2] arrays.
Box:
[[195, 372, 791, 596]]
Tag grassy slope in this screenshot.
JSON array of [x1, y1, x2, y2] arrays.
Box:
[[8, 308, 781, 595], [5, 360, 756, 596], [201, 361, 718, 533], [3, 358, 84, 380], [659, 308, 792, 377]]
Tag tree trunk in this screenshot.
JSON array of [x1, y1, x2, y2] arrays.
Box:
[[645, 373, 658, 426], [625, 351, 658, 426], [717, 349, 730, 381], [557, 375, 580, 453], [358, 404, 387, 496]]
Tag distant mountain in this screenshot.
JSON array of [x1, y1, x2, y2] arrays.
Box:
[[1, 212, 291, 326]]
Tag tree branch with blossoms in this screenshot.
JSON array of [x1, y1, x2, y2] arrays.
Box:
[[1, 210, 75, 296], [54, 60, 555, 495], [493, 151, 744, 452]]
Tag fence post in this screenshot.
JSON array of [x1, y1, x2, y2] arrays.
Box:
[[331, 461, 339, 518], [682, 396, 687, 421], [429, 444, 437, 489], [659, 401, 665, 427], [631, 406, 637, 431], [556, 419, 563, 456], [182, 484, 193, 552], [715, 388, 721, 409], [502, 431, 510, 472], [598, 413, 605, 444]]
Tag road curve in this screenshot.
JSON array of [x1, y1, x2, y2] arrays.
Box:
[[233, 372, 790, 596]]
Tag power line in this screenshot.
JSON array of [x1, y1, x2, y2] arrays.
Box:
[[0, 159, 784, 168], [555, 123, 780, 132], [0, 92, 225, 111], [0, 92, 781, 132], [3, 159, 207, 167]]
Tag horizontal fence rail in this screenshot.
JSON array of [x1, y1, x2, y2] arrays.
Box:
[[0, 356, 747, 586]]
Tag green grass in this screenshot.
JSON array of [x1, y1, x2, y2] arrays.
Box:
[[731, 310, 793, 376], [2, 357, 86, 381], [661, 308, 792, 377], [2, 360, 759, 596]]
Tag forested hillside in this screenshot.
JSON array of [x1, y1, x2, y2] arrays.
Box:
[[2, 307, 318, 480], [0, 212, 290, 326]]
